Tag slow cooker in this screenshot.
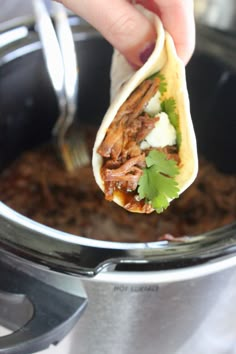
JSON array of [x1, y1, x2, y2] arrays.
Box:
[[0, 16, 236, 354]]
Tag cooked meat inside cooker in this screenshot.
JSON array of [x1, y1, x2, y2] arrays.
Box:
[[0, 126, 235, 242]]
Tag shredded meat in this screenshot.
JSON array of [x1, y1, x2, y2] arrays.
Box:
[[98, 77, 160, 158], [103, 155, 145, 180], [126, 79, 160, 120], [150, 145, 180, 164], [136, 114, 160, 142], [102, 155, 145, 200], [115, 79, 154, 119], [98, 76, 179, 204]]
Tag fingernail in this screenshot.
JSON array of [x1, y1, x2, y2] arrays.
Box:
[[139, 42, 155, 64]]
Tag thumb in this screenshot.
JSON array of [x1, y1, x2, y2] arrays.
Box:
[[59, 0, 156, 67]]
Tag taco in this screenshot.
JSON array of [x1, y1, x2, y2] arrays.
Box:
[[92, 8, 198, 214]]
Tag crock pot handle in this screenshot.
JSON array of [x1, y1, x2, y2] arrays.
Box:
[[0, 261, 87, 354]]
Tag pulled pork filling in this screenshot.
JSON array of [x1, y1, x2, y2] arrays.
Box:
[[97, 76, 179, 207]]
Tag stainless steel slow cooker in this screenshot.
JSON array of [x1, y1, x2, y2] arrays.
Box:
[[0, 16, 236, 354]]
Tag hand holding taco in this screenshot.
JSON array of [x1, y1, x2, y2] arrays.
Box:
[[93, 7, 198, 214]]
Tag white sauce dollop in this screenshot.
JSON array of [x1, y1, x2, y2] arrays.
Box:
[[140, 112, 176, 149], [144, 91, 161, 116]]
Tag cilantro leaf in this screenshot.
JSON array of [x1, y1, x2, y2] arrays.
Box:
[[137, 151, 180, 213], [161, 98, 182, 146], [161, 98, 178, 127], [157, 74, 167, 95], [152, 173, 179, 212], [148, 72, 167, 95], [138, 167, 157, 201], [146, 150, 179, 176]]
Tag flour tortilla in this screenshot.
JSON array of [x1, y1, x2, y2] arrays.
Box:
[[92, 8, 198, 213]]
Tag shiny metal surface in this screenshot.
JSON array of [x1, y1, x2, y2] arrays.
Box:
[[2, 248, 236, 354], [33, 0, 65, 107], [52, 2, 78, 122], [0, 16, 235, 280], [49, 267, 236, 354], [1, 200, 236, 280], [0, 292, 33, 332], [195, 0, 236, 33], [0, 1, 33, 24], [0, 14, 235, 354]]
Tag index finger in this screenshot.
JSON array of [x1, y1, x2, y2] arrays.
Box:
[[137, 0, 195, 63]]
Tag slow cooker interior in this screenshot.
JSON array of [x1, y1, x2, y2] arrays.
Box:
[[0, 25, 235, 242], [0, 33, 235, 173], [0, 36, 112, 170], [186, 50, 236, 174]]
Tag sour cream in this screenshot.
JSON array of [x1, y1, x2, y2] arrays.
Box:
[[144, 91, 161, 116], [140, 112, 176, 149]]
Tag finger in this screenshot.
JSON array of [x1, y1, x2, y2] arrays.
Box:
[[60, 0, 156, 67], [154, 0, 195, 64], [136, 0, 195, 63]]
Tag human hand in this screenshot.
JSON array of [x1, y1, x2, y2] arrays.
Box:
[[57, 0, 195, 67]]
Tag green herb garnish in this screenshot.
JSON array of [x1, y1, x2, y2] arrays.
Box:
[[148, 72, 167, 95], [161, 98, 182, 146], [147, 73, 181, 146], [137, 150, 180, 213]]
